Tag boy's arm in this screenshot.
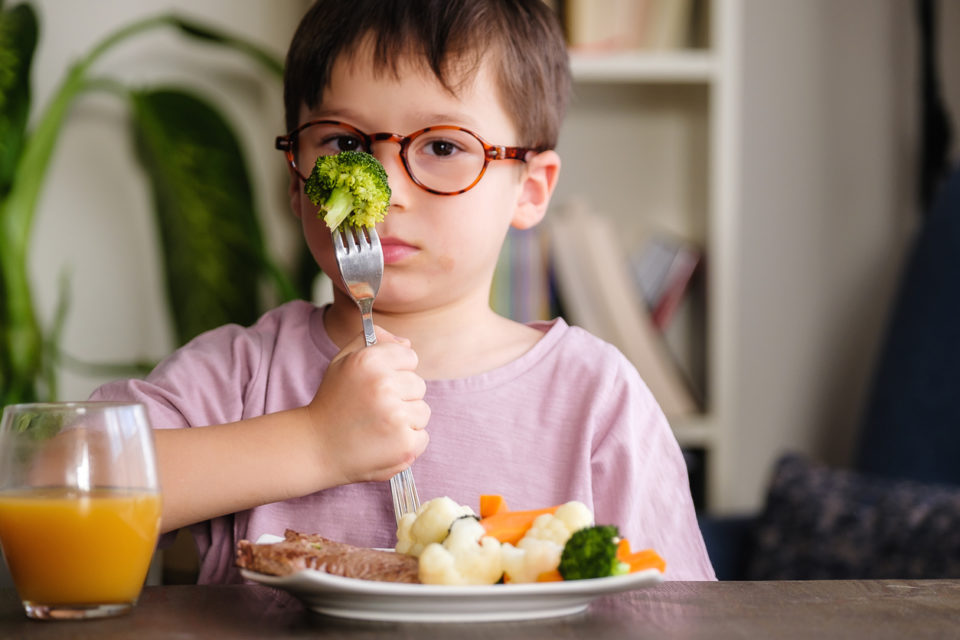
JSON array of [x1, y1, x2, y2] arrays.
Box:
[[97, 328, 429, 534], [154, 407, 324, 533]]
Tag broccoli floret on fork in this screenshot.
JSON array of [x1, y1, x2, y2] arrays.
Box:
[[304, 150, 391, 230]]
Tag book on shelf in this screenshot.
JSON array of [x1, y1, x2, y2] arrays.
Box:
[[546, 202, 699, 419], [630, 232, 702, 330], [643, 0, 696, 50], [559, 0, 701, 53], [562, 0, 649, 52]]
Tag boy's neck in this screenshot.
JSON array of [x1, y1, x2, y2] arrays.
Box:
[[321, 296, 544, 380]]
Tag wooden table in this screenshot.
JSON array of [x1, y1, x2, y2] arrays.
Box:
[[1, 580, 957, 639]]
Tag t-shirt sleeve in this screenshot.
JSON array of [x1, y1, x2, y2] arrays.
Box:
[[89, 322, 265, 432], [589, 349, 716, 581]]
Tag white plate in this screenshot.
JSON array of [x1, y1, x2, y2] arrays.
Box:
[[241, 566, 663, 622]]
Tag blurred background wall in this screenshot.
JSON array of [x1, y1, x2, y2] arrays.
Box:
[[28, 0, 308, 401], [729, 0, 958, 509], [22, 0, 960, 513]]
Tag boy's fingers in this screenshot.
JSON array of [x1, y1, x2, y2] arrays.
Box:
[[408, 400, 431, 431], [375, 326, 411, 346], [331, 325, 414, 363], [395, 371, 427, 401], [413, 427, 429, 456]]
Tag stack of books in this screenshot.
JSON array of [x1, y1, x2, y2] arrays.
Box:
[[546, 203, 701, 419]]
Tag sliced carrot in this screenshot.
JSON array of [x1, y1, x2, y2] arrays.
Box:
[[479, 494, 509, 518], [617, 538, 666, 573], [479, 506, 560, 544], [535, 569, 564, 582], [626, 549, 666, 573]]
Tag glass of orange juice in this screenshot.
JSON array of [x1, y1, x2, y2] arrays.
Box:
[[0, 402, 161, 620]]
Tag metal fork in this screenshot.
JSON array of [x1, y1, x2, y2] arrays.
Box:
[[331, 225, 421, 523]]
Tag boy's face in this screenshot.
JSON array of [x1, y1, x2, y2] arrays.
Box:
[[288, 45, 560, 316]]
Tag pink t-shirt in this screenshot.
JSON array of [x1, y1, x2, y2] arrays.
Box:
[[91, 300, 715, 583]]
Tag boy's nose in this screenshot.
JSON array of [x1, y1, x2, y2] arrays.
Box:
[[370, 142, 412, 205]]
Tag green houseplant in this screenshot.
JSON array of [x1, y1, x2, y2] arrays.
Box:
[[0, 2, 306, 405]]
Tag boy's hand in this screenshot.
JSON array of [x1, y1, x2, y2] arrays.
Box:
[[306, 326, 430, 486]]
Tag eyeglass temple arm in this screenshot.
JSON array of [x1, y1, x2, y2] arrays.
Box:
[[489, 146, 536, 161]]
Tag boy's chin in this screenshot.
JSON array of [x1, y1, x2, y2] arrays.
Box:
[[371, 297, 422, 314]]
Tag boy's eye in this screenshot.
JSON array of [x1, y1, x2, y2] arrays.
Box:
[[426, 140, 458, 157], [298, 124, 368, 165], [321, 133, 364, 153], [414, 135, 470, 160]]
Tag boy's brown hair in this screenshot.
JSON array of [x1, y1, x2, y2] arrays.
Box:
[[283, 0, 570, 151]]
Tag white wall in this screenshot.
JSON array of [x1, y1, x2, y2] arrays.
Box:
[[725, 0, 959, 511], [28, 0, 306, 401]]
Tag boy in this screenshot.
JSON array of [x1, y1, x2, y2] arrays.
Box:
[[92, 0, 715, 583]]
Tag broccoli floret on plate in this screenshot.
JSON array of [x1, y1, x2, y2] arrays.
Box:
[[557, 525, 629, 581]]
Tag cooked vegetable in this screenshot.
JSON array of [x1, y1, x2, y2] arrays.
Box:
[[447, 513, 480, 538], [304, 150, 390, 230], [522, 502, 593, 545], [395, 496, 475, 557], [479, 505, 561, 545], [479, 494, 508, 518], [557, 525, 629, 581], [499, 502, 593, 583], [396, 495, 665, 585], [418, 516, 503, 585], [536, 569, 564, 582], [617, 538, 667, 574], [500, 536, 560, 584]]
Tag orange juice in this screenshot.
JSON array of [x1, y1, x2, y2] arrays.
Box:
[[0, 487, 161, 604]]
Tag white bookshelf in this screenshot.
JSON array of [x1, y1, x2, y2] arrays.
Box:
[[554, 0, 740, 511], [569, 50, 716, 83], [557, 0, 918, 517]]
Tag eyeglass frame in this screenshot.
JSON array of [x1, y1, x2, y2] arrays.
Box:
[[275, 119, 543, 196]]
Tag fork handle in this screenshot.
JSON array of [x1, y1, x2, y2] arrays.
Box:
[[362, 314, 376, 346], [390, 468, 420, 521], [358, 299, 376, 347], [354, 297, 417, 522]]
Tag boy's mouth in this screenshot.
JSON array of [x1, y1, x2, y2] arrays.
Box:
[[379, 236, 418, 264]]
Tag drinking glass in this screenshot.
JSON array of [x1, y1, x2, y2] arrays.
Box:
[[0, 402, 161, 620]]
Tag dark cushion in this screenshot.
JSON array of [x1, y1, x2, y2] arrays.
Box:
[[746, 454, 960, 580]]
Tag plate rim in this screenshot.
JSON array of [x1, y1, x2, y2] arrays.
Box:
[[241, 566, 662, 597], [241, 566, 663, 622]]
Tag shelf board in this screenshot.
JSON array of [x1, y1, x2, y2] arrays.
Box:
[[670, 414, 716, 449], [570, 50, 716, 84]]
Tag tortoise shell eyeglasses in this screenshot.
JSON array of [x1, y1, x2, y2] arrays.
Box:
[[276, 119, 542, 196]]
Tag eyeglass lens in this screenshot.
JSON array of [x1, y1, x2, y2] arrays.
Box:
[[294, 123, 487, 194]]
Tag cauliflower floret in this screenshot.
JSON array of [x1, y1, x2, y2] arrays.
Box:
[[395, 496, 475, 557], [523, 501, 593, 546], [418, 517, 503, 585], [501, 537, 563, 584], [499, 501, 594, 583]]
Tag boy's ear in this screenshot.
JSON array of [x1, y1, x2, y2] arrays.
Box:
[[511, 150, 561, 230]]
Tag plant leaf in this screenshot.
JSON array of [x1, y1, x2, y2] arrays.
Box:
[[130, 88, 266, 344], [0, 2, 37, 197], [0, 2, 41, 404], [166, 14, 283, 77]]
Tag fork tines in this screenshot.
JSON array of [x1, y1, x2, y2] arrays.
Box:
[[333, 225, 377, 254]]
